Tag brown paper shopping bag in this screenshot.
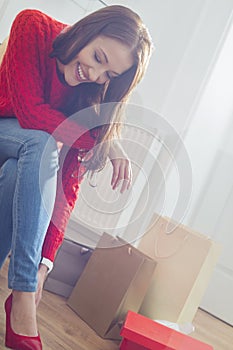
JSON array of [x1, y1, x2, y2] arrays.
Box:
[[138, 214, 221, 323], [67, 232, 156, 340], [44, 239, 93, 298]]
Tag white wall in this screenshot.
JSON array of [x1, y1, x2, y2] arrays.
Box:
[[182, 18, 233, 232], [2, 0, 233, 234], [130, 0, 233, 226], [106, 1, 233, 133], [0, 0, 104, 42]]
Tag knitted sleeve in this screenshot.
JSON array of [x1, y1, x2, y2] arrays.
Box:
[[4, 9, 94, 149], [41, 147, 86, 261]]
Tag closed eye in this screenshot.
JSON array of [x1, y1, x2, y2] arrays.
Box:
[[94, 52, 101, 63], [106, 72, 112, 80]]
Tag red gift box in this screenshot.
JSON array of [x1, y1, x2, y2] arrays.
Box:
[[120, 311, 213, 350]]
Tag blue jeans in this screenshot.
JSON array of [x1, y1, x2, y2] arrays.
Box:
[[0, 118, 59, 291]]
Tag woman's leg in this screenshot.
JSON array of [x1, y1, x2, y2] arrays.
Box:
[[0, 118, 59, 291], [0, 158, 17, 268], [0, 118, 59, 337]]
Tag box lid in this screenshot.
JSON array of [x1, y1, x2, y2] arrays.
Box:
[[120, 311, 213, 350]]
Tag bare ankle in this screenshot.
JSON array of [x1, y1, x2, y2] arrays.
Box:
[[11, 290, 38, 336], [12, 290, 35, 301]]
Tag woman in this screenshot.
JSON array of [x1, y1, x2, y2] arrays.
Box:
[[0, 5, 153, 349]]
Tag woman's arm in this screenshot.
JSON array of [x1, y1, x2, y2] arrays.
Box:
[[109, 140, 132, 193], [35, 146, 85, 305], [41, 146, 86, 261]]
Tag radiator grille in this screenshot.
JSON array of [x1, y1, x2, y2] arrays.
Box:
[[66, 122, 162, 246]]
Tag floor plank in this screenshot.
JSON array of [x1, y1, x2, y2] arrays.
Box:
[[1, 259, 233, 349]]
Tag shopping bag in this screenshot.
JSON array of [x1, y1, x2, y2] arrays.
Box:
[[44, 239, 93, 298], [138, 214, 221, 323], [67, 232, 156, 340], [120, 310, 213, 350]]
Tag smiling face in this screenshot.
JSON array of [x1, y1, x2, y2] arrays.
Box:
[[57, 35, 134, 86]]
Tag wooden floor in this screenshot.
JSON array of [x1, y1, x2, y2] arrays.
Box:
[[1, 259, 233, 350]]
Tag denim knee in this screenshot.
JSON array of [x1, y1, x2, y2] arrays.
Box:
[[25, 129, 58, 155], [20, 130, 60, 173], [0, 158, 18, 181]]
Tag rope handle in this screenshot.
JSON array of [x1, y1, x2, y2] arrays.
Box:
[[153, 220, 189, 259]]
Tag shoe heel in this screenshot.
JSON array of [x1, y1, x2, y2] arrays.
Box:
[[4, 293, 43, 350]]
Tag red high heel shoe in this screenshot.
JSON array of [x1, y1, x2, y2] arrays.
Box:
[[4, 294, 42, 350]]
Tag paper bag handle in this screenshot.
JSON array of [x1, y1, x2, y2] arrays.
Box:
[[153, 221, 189, 258]]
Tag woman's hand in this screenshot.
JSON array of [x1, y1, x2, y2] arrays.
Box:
[[109, 140, 132, 193], [35, 264, 48, 307], [57, 141, 63, 152]]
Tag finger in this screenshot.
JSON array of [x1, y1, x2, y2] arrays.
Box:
[[113, 162, 126, 190], [120, 163, 132, 193], [112, 165, 122, 190], [56, 141, 63, 152], [120, 178, 130, 193], [111, 161, 120, 188], [113, 160, 132, 192], [112, 174, 120, 189], [120, 174, 131, 193], [126, 164, 133, 190]]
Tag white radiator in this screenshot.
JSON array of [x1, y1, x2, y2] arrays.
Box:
[[66, 120, 163, 247]]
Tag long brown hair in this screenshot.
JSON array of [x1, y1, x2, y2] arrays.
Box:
[[50, 5, 153, 171]]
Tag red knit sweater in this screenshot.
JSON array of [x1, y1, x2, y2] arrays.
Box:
[[0, 9, 96, 261]]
